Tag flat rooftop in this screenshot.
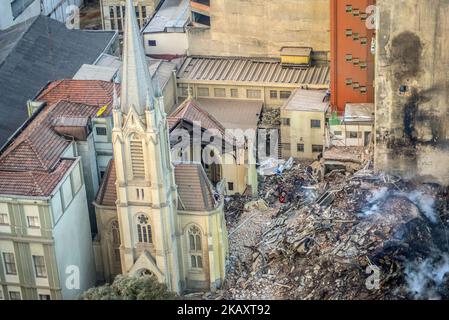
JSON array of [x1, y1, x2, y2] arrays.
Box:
[[281, 89, 329, 112], [143, 0, 190, 33], [344, 103, 375, 123]]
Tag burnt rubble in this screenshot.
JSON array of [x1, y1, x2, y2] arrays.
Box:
[[207, 155, 449, 300]]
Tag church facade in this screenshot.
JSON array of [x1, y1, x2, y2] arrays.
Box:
[[94, 0, 228, 293]]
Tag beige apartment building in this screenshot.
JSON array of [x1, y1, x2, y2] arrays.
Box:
[[100, 0, 162, 31], [280, 89, 329, 160], [187, 0, 330, 59]]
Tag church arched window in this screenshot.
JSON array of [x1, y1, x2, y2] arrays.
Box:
[[137, 214, 152, 244], [188, 226, 203, 269]]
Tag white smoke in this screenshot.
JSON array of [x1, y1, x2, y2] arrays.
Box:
[[361, 188, 438, 223], [405, 254, 449, 300]]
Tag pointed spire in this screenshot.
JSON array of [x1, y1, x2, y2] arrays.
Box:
[[121, 0, 154, 115], [113, 84, 119, 109]]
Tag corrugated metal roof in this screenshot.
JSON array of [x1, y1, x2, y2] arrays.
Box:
[[282, 89, 329, 112], [143, 0, 190, 33], [177, 56, 330, 87]]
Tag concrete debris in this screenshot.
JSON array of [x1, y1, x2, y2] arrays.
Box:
[[260, 108, 281, 127], [210, 155, 449, 300]]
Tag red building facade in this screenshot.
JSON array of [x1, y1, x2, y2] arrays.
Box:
[[330, 0, 376, 112]]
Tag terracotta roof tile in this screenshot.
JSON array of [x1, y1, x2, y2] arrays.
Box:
[[37, 80, 120, 117], [95, 160, 219, 212], [0, 99, 103, 197], [95, 159, 117, 207]]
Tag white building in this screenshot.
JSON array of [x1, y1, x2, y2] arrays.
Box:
[[142, 0, 190, 56], [0, 0, 84, 30]]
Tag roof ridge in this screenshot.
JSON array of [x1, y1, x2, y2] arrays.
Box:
[[25, 139, 48, 170], [28, 171, 44, 195]]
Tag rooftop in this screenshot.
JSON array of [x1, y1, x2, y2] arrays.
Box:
[[73, 64, 118, 82], [177, 56, 330, 87], [0, 100, 101, 197], [35, 80, 119, 117], [95, 160, 219, 212], [344, 103, 375, 123], [195, 98, 263, 130], [0, 15, 117, 148], [143, 0, 190, 33], [281, 89, 329, 112], [280, 47, 313, 57]]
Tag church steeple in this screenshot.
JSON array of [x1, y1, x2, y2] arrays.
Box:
[[121, 0, 154, 115]]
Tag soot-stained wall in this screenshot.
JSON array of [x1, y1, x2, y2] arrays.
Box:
[[375, 0, 449, 186]]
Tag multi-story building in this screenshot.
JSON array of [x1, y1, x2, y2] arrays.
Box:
[[280, 89, 329, 160], [142, 0, 190, 57], [0, 0, 84, 30], [330, 0, 376, 112], [0, 97, 109, 300], [177, 56, 330, 110], [375, 0, 449, 186], [187, 0, 330, 60], [100, 0, 161, 32]]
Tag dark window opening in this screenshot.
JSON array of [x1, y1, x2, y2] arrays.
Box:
[[148, 40, 157, 46]]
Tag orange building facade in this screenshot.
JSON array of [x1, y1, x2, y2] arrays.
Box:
[[330, 0, 376, 112]]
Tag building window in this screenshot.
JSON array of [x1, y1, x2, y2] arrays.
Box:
[[3, 253, 17, 275], [148, 40, 157, 47], [111, 220, 121, 262], [281, 118, 291, 126], [281, 143, 291, 151], [270, 90, 278, 99], [130, 138, 145, 178], [188, 226, 203, 269], [137, 214, 152, 244], [27, 216, 40, 228], [345, 54, 353, 62], [33, 256, 47, 278], [96, 127, 107, 136], [353, 82, 360, 89], [353, 33, 360, 41], [345, 5, 352, 12], [312, 145, 323, 153], [361, 13, 368, 20], [348, 131, 360, 139], [360, 86, 367, 94], [353, 58, 360, 65], [11, 0, 34, 19], [297, 144, 305, 152], [353, 8, 360, 16], [9, 291, 21, 300], [361, 37, 368, 45], [230, 89, 239, 98], [334, 131, 343, 136], [280, 91, 292, 99], [228, 182, 234, 191], [345, 29, 353, 37], [360, 62, 367, 69], [0, 213, 9, 225], [197, 87, 210, 97], [247, 89, 261, 99], [39, 294, 51, 300], [311, 120, 321, 128], [214, 88, 226, 97], [345, 78, 353, 85]]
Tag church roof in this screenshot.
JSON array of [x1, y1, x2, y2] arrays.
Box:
[[168, 98, 226, 135], [95, 159, 117, 207], [95, 160, 219, 212]]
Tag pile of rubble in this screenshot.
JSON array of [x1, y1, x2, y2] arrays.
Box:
[[215, 157, 449, 300], [260, 109, 281, 127]]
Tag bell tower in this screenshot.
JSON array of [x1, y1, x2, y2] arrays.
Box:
[[111, 0, 182, 293]]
